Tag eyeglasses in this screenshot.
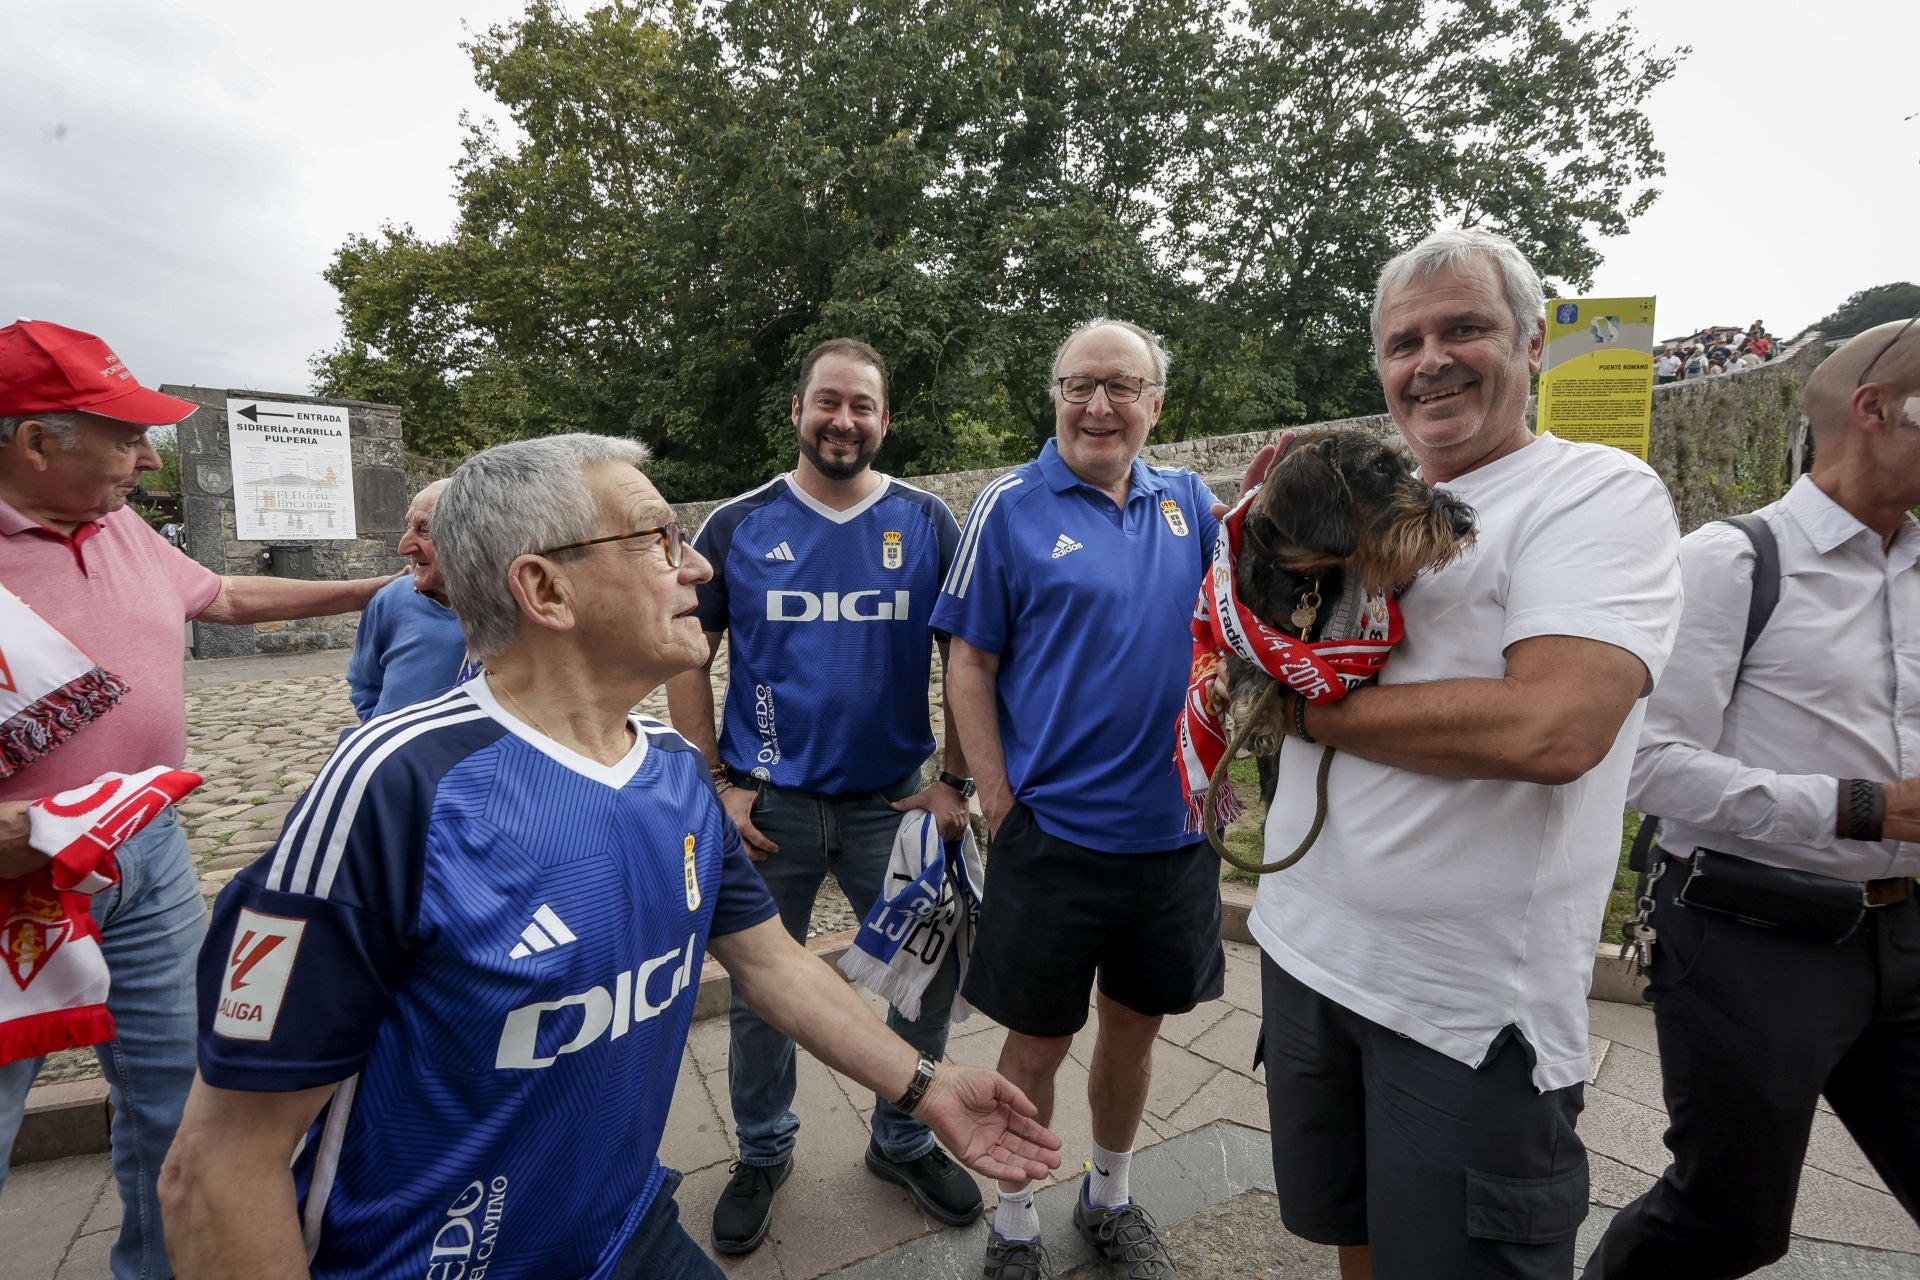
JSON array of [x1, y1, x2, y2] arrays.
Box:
[[1857, 314, 1919, 388], [1056, 375, 1160, 404], [538, 521, 684, 567]]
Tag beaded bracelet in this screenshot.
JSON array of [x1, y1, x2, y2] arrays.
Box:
[[1292, 694, 1316, 744]]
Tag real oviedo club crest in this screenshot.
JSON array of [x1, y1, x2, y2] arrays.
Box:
[[1160, 500, 1189, 536], [882, 530, 904, 570]]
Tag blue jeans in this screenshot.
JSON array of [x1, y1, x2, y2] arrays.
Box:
[[728, 773, 958, 1166], [0, 811, 206, 1280], [610, 1170, 724, 1278]]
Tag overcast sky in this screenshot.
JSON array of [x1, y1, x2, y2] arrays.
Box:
[[3, 0, 1915, 396]]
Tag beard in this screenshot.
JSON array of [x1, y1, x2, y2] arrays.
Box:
[[797, 429, 880, 481]]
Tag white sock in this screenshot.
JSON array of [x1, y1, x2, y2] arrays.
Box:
[[994, 1181, 1040, 1241], [1086, 1142, 1132, 1208]]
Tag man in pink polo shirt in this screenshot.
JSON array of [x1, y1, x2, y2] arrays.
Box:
[[0, 319, 392, 1280]]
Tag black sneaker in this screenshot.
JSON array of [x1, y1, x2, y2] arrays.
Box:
[[1072, 1187, 1177, 1278], [983, 1229, 1055, 1279], [711, 1158, 790, 1255], [864, 1140, 984, 1225]]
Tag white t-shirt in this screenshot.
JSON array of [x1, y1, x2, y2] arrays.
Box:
[[1654, 354, 1681, 378], [1249, 432, 1682, 1092]]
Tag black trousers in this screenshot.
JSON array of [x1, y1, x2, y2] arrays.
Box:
[[1583, 861, 1920, 1278]]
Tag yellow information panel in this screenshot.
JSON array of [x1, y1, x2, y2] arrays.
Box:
[[1536, 296, 1657, 459]]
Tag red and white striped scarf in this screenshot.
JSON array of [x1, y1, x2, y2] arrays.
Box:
[[1176, 488, 1401, 831]]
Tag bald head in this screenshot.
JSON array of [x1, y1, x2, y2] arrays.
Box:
[[1805, 319, 1920, 443], [400, 478, 452, 600]]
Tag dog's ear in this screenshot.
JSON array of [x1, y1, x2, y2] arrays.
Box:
[[1256, 438, 1356, 559]]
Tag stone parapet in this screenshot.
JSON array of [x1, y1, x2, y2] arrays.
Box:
[[670, 337, 1823, 535]]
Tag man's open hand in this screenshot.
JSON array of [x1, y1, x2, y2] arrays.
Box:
[[916, 1062, 1062, 1183], [894, 781, 970, 841]]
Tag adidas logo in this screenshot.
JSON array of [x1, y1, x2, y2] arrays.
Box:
[[1050, 533, 1084, 559], [764, 541, 796, 561], [509, 904, 578, 958]]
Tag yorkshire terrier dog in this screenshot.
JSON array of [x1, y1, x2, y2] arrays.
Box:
[[1208, 429, 1477, 871]]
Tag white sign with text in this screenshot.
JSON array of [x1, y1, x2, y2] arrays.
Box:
[[225, 398, 357, 541]]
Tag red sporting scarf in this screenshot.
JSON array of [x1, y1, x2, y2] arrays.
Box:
[[0, 767, 202, 1062], [1176, 488, 1401, 830]]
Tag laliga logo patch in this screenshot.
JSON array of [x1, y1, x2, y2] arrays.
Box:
[[3, 881, 71, 990], [683, 834, 701, 911], [882, 530, 904, 570], [1160, 500, 1189, 536], [214, 908, 305, 1041]]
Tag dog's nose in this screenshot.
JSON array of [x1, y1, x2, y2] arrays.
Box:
[[1447, 504, 1476, 538]]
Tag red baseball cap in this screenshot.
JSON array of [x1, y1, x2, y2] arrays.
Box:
[[0, 319, 197, 425]]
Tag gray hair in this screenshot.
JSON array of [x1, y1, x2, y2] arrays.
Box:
[[0, 412, 88, 450], [434, 433, 653, 659], [1371, 228, 1546, 351], [1049, 318, 1173, 391]]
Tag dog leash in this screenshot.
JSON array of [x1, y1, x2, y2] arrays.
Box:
[[1202, 682, 1335, 874]]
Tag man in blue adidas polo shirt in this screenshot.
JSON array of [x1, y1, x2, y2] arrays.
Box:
[[933, 319, 1224, 1279], [158, 434, 1058, 1280], [665, 338, 979, 1252]]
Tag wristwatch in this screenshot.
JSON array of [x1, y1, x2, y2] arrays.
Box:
[[938, 770, 976, 799], [895, 1056, 937, 1115]]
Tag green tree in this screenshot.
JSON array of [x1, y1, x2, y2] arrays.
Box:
[[313, 0, 1679, 499], [1805, 282, 1920, 342]]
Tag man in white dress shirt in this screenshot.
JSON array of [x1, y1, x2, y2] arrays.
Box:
[[1248, 228, 1683, 1280], [1583, 317, 1920, 1278]]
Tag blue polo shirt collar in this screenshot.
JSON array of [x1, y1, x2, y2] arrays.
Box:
[[1035, 439, 1167, 498]]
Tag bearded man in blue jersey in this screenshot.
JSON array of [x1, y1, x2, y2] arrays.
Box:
[[157, 434, 1059, 1280], [665, 338, 983, 1252]]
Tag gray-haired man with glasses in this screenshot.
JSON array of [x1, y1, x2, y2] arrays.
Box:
[[933, 319, 1227, 1278], [1585, 318, 1920, 1277]]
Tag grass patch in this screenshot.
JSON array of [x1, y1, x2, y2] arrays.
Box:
[[1217, 756, 1267, 887]]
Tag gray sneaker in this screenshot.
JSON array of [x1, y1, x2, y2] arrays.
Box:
[[983, 1229, 1055, 1279], [1072, 1186, 1177, 1279]]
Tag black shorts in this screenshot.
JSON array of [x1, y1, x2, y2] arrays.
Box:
[[963, 802, 1224, 1038], [1259, 955, 1589, 1278]]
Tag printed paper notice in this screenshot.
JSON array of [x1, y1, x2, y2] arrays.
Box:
[[1536, 297, 1657, 460], [225, 398, 356, 541]]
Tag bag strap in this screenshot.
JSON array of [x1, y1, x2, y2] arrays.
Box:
[[1628, 513, 1782, 874], [1719, 513, 1780, 664]]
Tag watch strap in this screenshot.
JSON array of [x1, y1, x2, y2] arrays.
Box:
[[895, 1056, 936, 1114]]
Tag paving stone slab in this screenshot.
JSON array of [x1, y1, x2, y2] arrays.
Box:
[[1585, 998, 1660, 1055], [0, 1154, 112, 1280]]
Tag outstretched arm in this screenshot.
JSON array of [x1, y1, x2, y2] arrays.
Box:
[[199, 573, 393, 626], [709, 917, 1061, 1182]]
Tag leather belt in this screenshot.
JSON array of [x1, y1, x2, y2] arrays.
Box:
[[1864, 877, 1915, 908]]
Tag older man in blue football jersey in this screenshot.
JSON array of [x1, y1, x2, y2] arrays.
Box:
[[159, 433, 1057, 1280]]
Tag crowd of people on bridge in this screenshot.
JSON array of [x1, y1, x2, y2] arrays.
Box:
[[1, 231, 1916, 1280], [1654, 321, 1780, 384]]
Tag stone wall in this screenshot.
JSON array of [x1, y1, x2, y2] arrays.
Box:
[[165, 386, 410, 657], [671, 336, 1825, 535]]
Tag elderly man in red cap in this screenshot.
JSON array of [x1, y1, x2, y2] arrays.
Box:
[[0, 319, 391, 1280]]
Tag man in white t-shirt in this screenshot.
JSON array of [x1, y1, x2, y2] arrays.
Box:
[[1249, 228, 1683, 1280]]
